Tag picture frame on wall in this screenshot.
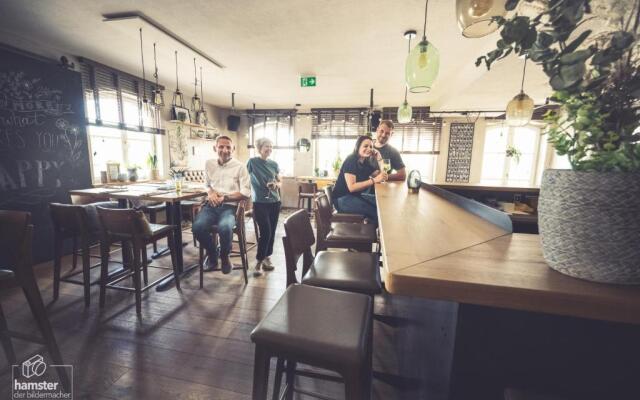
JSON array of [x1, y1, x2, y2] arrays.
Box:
[[106, 162, 120, 182], [171, 106, 191, 123]]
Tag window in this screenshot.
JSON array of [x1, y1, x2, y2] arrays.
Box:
[[480, 122, 546, 186], [382, 107, 441, 181], [247, 110, 295, 176], [80, 58, 164, 181], [312, 108, 368, 175]]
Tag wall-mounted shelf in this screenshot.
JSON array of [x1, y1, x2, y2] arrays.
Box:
[[168, 120, 218, 131]]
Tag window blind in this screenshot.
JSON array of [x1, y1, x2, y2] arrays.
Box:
[[311, 108, 369, 138], [382, 107, 441, 154], [247, 109, 295, 148]]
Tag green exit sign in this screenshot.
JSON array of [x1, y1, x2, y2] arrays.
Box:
[[300, 76, 317, 87]]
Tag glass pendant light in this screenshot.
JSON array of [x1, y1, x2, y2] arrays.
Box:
[[405, 0, 440, 93], [456, 0, 506, 38], [191, 58, 201, 112], [172, 51, 185, 108], [398, 31, 415, 124], [506, 57, 534, 126], [196, 66, 208, 126], [151, 43, 164, 108]]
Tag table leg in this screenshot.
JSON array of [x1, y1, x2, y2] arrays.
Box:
[[156, 201, 198, 291]]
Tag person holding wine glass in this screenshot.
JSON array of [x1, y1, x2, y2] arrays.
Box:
[[246, 137, 281, 275], [372, 120, 406, 181], [332, 135, 387, 226]]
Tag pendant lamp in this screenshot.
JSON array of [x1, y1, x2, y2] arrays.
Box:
[[151, 43, 164, 108], [506, 57, 534, 127], [191, 58, 201, 112], [456, 0, 506, 38], [398, 31, 415, 124], [172, 51, 185, 108], [405, 0, 439, 93], [196, 66, 208, 126]]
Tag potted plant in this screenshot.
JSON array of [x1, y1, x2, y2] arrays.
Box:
[[477, 0, 640, 283], [332, 154, 343, 177], [147, 153, 160, 181], [505, 145, 522, 164]]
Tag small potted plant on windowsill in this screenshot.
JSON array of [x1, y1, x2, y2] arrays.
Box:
[[477, 0, 640, 284], [127, 165, 140, 182], [332, 155, 343, 177], [147, 153, 160, 181]]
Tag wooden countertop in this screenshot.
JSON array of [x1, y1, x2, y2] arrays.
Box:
[[376, 182, 640, 325], [433, 182, 540, 193]]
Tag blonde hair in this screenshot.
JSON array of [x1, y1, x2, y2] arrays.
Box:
[[255, 137, 273, 151]]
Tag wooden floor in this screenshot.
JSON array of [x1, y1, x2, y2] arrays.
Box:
[[0, 209, 456, 400]]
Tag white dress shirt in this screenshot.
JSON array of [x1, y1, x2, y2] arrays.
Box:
[[204, 158, 252, 205]]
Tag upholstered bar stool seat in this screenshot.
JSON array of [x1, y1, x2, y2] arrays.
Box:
[[324, 185, 367, 223], [250, 284, 373, 400], [326, 221, 377, 243], [303, 251, 381, 295], [315, 193, 378, 251]]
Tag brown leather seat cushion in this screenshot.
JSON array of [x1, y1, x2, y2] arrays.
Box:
[[0, 269, 15, 282], [302, 251, 381, 295], [250, 284, 372, 369], [148, 223, 173, 237], [326, 222, 377, 243]]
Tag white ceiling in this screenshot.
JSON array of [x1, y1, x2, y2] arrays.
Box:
[[0, 0, 552, 111]]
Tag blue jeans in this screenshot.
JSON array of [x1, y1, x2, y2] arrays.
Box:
[[192, 204, 236, 262], [336, 193, 378, 226]]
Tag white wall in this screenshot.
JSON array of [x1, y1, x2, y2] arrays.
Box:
[[434, 117, 487, 184]]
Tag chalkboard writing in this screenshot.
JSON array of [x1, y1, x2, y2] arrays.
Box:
[[0, 47, 91, 262]]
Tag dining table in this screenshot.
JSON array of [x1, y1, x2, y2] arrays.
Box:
[[69, 182, 206, 291]]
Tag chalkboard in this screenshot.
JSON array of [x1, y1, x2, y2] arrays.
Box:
[[0, 47, 91, 263]]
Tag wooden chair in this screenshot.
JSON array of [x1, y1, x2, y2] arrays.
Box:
[[314, 193, 377, 252], [97, 207, 180, 315], [0, 210, 70, 391], [283, 209, 381, 294], [250, 284, 373, 400], [297, 182, 317, 215], [323, 185, 368, 223], [197, 200, 250, 287]]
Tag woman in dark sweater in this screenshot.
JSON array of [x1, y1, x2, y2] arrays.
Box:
[[332, 135, 387, 225]]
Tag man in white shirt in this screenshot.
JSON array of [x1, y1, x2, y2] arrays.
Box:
[[192, 135, 251, 274]]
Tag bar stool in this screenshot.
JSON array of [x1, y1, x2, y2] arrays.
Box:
[[197, 200, 250, 287], [283, 209, 382, 294], [323, 184, 368, 223], [97, 207, 180, 315], [297, 182, 317, 216], [314, 193, 378, 252], [0, 210, 70, 391], [50, 203, 111, 307], [250, 284, 373, 400]]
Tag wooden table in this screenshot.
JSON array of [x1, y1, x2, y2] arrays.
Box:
[[69, 184, 206, 291], [376, 182, 640, 399]]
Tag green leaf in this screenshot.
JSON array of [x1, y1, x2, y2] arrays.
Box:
[[611, 31, 634, 50], [564, 30, 591, 54], [558, 49, 592, 65], [536, 31, 555, 48], [505, 0, 520, 11]]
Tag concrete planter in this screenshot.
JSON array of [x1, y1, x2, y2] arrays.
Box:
[[538, 169, 640, 284]]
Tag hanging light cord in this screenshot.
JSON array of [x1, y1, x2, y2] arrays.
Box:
[[193, 58, 198, 95], [139, 28, 146, 89], [404, 35, 412, 102], [200, 67, 204, 103], [422, 0, 429, 39], [520, 57, 528, 93], [153, 43, 159, 82], [174, 51, 179, 91]]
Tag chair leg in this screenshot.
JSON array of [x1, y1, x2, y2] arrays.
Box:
[[285, 360, 296, 400], [52, 234, 62, 301], [81, 239, 91, 307], [272, 357, 285, 400], [71, 236, 78, 271], [99, 239, 110, 308], [20, 275, 70, 392], [149, 210, 158, 253], [199, 242, 204, 289], [141, 246, 149, 286], [167, 231, 180, 291], [132, 243, 142, 316], [0, 303, 16, 365], [238, 228, 249, 285], [252, 346, 271, 400], [344, 367, 371, 400]]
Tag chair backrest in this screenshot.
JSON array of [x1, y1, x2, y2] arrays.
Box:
[[324, 185, 334, 207], [282, 209, 316, 287], [96, 207, 153, 240], [184, 170, 206, 183], [298, 182, 317, 195], [0, 210, 33, 276], [50, 203, 90, 237], [314, 193, 334, 241]]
